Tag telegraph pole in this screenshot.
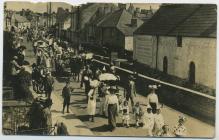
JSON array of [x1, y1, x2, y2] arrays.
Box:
[[47, 3, 48, 28], [77, 6, 80, 54], [49, 2, 52, 27]]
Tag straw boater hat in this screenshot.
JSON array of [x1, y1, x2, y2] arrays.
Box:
[[179, 115, 187, 123], [129, 75, 136, 80], [13, 56, 18, 60], [108, 86, 117, 92], [148, 84, 158, 90]]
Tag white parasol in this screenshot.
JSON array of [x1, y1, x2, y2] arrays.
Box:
[[18, 37, 24, 40], [85, 53, 93, 60], [99, 73, 118, 81], [90, 80, 100, 88]]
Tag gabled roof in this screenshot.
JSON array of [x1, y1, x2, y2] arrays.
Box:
[[134, 4, 217, 38], [79, 3, 116, 30], [88, 4, 117, 26], [97, 9, 123, 27], [98, 9, 144, 36]]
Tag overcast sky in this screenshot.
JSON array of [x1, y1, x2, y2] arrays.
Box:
[[6, 1, 160, 13]]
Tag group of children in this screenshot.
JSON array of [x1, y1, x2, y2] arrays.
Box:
[[117, 94, 187, 137]]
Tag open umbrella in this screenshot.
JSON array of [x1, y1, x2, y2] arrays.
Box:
[[90, 80, 100, 88], [99, 73, 118, 81], [85, 53, 93, 60]]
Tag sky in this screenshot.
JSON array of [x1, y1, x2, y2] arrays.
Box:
[[5, 1, 160, 13]]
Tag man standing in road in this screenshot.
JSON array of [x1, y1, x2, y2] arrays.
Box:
[[125, 75, 137, 111], [62, 80, 73, 114], [44, 71, 54, 99]]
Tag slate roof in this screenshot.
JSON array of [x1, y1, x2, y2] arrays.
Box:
[[134, 4, 217, 38], [169, 4, 217, 37], [88, 4, 117, 26], [98, 9, 144, 36], [79, 3, 116, 30]]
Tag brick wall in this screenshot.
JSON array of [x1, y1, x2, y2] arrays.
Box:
[[93, 60, 215, 125]]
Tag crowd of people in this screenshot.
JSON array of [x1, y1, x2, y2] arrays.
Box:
[[6, 25, 188, 137]]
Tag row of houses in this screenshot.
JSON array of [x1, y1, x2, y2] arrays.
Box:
[[4, 12, 31, 30], [4, 7, 57, 32], [58, 3, 154, 58], [56, 3, 216, 89]]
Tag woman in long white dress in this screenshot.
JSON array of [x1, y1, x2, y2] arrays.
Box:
[[87, 80, 99, 122]]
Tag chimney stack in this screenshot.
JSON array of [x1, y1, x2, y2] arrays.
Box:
[[104, 6, 111, 15], [134, 7, 140, 17], [118, 3, 126, 10], [131, 18, 137, 27]]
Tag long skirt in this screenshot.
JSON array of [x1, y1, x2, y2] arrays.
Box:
[[149, 102, 157, 114], [87, 98, 96, 115], [104, 95, 109, 117], [108, 104, 117, 130], [99, 97, 105, 115]]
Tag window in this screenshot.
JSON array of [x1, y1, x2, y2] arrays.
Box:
[[189, 62, 195, 84], [163, 56, 168, 74], [177, 36, 182, 47], [110, 28, 115, 37]]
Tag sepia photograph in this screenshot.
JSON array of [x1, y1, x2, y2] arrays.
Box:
[[2, 0, 216, 138]]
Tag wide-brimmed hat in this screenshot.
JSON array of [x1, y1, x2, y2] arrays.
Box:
[[179, 115, 187, 122], [90, 80, 99, 88], [13, 56, 18, 60], [32, 63, 37, 68], [148, 84, 158, 90], [20, 45, 26, 50], [108, 86, 117, 91], [129, 75, 136, 80]]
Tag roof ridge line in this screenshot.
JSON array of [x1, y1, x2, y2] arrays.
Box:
[[116, 9, 126, 28], [166, 5, 203, 35]]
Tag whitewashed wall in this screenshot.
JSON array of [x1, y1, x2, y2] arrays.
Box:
[[133, 35, 156, 67], [157, 36, 216, 89], [125, 36, 133, 51], [133, 35, 216, 89]]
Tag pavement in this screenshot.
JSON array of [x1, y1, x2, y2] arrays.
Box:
[[24, 37, 93, 136], [23, 36, 214, 137]]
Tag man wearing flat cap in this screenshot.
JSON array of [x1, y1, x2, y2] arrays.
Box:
[[62, 80, 73, 114]]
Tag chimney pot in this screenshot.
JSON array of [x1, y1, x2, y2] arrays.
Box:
[[131, 18, 137, 27], [118, 3, 126, 10]]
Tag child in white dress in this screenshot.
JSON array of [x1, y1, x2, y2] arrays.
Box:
[[133, 102, 143, 127], [122, 100, 130, 127], [173, 115, 187, 137], [154, 108, 165, 136], [159, 125, 173, 137], [143, 107, 154, 136]]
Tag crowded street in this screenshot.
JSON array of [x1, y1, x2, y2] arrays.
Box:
[[21, 29, 213, 137], [3, 2, 216, 138]]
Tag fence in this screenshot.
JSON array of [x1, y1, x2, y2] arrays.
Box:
[[93, 59, 215, 125]]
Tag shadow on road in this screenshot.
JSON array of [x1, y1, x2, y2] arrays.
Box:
[[51, 109, 62, 113], [56, 77, 69, 83], [75, 125, 89, 129], [62, 114, 77, 119], [75, 114, 89, 122], [90, 124, 110, 132]]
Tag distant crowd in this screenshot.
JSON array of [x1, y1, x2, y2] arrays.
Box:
[[6, 25, 188, 137]]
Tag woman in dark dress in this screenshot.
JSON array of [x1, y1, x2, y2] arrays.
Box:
[[104, 86, 119, 131]]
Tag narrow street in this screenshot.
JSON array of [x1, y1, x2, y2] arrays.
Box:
[[23, 37, 214, 137]]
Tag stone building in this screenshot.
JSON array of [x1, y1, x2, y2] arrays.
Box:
[[134, 4, 216, 89]]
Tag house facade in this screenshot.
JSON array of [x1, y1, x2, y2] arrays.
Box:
[[98, 6, 144, 59], [134, 4, 216, 89], [11, 13, 31, 29]]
